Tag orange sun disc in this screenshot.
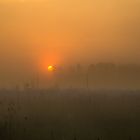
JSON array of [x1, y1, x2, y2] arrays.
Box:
[[48, 65, 54, 71]]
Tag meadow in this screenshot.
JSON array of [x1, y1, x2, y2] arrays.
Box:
[[0, 88, 140, 140]]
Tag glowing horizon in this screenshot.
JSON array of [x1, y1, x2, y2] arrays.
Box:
[[0, 0, 140, 86]]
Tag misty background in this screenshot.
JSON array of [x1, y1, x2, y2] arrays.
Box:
[[0, 0, 140, 87], [1, 1, 140, 140]]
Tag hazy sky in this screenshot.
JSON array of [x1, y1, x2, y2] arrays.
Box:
[[0, 0, 140, 86]]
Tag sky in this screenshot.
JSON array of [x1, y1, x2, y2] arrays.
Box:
[[0, 0, 140, 86]]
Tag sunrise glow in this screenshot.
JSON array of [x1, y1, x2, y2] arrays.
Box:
[[47, 65, 54, 72]]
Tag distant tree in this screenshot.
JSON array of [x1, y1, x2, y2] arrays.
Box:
[[88, 64, 95, 71], [24, 83, 31, 90], [96, 62, 115, 71], [76, 64, 82, 72], [15, 84, 20, 91]]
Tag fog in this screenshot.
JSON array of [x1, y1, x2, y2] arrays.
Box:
[[1, 1, 140, 139], [0, 0, 140, 86]]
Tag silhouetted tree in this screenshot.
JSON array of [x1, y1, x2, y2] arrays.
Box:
[[76, 64, 82, 72]]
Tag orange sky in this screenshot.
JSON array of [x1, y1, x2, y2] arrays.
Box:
[[0, 0, 140, 86]]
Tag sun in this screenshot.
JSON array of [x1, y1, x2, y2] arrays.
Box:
[[47, 65, 54, 72]]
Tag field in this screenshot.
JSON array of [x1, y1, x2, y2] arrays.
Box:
[[0, 89, 140, 140]]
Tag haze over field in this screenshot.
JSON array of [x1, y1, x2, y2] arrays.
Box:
[[1, 1, 140, 139], [0, 0, 140, 86]]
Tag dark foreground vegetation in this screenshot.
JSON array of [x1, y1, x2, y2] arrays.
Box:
[[0, 89, 140, 140]]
